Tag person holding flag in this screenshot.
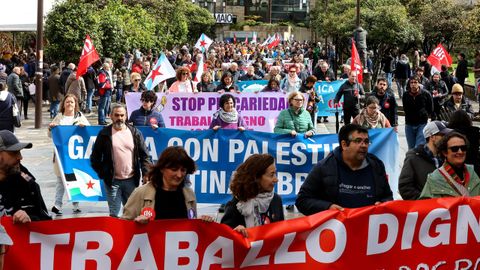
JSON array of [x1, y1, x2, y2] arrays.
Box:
[[144, 53, 176, 91]]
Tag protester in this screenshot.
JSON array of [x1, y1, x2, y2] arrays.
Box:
[[196, 72, 216, 92], [48, 94, 90, 215], [127, 72, 147, 92], [280, 65, 301, 93], [274, 91, 315, 138], [296, 124, 393, 215], [65, 68, 87, 110], [448, 110, 480, 175], [82, 66, 97, 114], [48, 65, 63, 118], [0, 130, 51, 222], [122, 146, 213, 222], [352, 96, 391, 128], [0, 82, 19, 132], [474, 52, 480, 111], [454, 53, 468, 87], [313, 61, 335, 82], [209, 93, 246, 131], [426, 72, 448, 120], [399, 121, 452, 200], [169, 67, 196, 93], [299, 75, 320, 124], [239, 66, 262, 81], [19, 67, 33, 120], [6, 67, 23, 118], [394, 54, 410, 98], [261, 78, 282, 93], [263, 66, 282, 82], [129, 90, 165, 129], [216, 72, 239, 93], [402, 75, 433, 149], [442, 83, 474, 120], [371, 78, 398, 130], [334, 70, 364, 125], [420, 132, 480, 198], [97, 62, 113, 125], [90, 103, 152, 217], [59, 63, 75, 96], [221, 154, 284, 237]]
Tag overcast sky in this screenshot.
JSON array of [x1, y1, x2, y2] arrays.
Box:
[[0, 0, 57, 30]]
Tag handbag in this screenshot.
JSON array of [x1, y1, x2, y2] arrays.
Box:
[[12, 102, 21, 127]]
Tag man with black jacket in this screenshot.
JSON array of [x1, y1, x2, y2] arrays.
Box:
[[398, 121, 452, 200], [90, 103, 151, 217], [402, 75, 433, 149], [296, 124, 393, 215], [334, 71, 364, 125], [371, 78, 398, 131], [0, 130, 51, 223]]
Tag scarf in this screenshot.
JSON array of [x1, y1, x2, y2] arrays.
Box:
[[287, 75, 298, 87], [438, 162, 470, 196], [236, 192, 274, 228], [356, 108, 385, 128], [218, 108, 238, 124]]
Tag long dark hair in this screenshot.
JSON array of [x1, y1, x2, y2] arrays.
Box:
[[146, 146, 196, 189]]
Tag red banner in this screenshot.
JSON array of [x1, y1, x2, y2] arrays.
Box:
[[3, 197, 480, 269], [351, 38, 363, 84], [76, 35, 100, 79], [427, 44, 453, 75]]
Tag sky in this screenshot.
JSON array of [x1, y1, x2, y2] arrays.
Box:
[[0, 0, 57, 31]]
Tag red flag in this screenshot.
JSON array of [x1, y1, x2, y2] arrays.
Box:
[[233, 34, 237, 44], [351, 38, 363, 84], [267, 33, 280, 49], [76, 35, 100, 79], [427, 44, 452, 75]]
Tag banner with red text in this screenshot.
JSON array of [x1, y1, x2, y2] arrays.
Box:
[[3, 196, 480, 269]]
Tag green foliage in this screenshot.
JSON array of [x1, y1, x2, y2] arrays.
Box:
[[184, 3, 216, 42], [44, 0, 214, 62], [458, 4, 480, 51], [44, 1, 101, 63]]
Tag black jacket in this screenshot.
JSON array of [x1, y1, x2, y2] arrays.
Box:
[[334, 80, 364, 111], [296, 147, 393, 215], [398, 145, 437, 200], [221, 194, 284, 228], [90, 124, 151, 187], [402, 90, 433, 125], [372, 90, 398, 126], [0, 164, 51, 221]]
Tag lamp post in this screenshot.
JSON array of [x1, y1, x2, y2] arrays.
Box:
[[35, 0, 44, 129]]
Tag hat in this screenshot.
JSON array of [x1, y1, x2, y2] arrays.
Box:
[[451, 84, 463, 94], [0, 224, 12, 245], [423, 121, 453, 139], [0, 130, 32, 151]]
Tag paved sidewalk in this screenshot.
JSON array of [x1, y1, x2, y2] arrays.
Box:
[[14, 96, 479, 220]]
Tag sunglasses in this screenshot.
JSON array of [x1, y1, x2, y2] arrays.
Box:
[[449, 145, 467, 152], [141, 99, 154, 103], [134, 79, 141, 82], [181, 72, 189, 75]]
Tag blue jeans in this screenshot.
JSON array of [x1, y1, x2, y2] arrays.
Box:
[[50, 100, 60, 118], [86, 88, 94, 111], [405, 123, 427, 150], [97, 90, 111, 124], [396, 79, 407, 98], [386, 72, 393, 89], [104, 177, 137, 217]]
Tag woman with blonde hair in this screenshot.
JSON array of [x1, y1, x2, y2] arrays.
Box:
[[128, 72, 147, 92], [168, 67, 196, 93], [48, 94, 90, 215]]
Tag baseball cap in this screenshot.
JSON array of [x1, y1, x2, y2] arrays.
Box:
[[423, 121, 453, 139], [0, 130, 32, 151], [0, 224, 12, 246]]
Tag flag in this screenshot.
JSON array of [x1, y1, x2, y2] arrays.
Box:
[[261, 35, 272, 47], [76, 35, 100, 79], [144, 53, 176, 90], [427, 44, 452, 75], [194, 54, 204, 82], [233, 33, 237, 44], [72, 168, 103, 198], [194, 33, 213, 53], [351, 38, 363, 84], [245, 35, 249, 45], [252, 32, 257, 44], [267, 33, 281, 49]]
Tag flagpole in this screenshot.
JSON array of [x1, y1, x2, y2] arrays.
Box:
[[35, 0, 44, 129]]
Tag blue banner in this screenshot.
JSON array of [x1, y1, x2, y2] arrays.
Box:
[[314, 80, 345, 116], [52, 127, 399, 204]]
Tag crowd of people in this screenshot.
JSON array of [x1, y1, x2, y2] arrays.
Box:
[[1, 41, 480, 268]]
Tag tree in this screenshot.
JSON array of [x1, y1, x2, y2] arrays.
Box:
[[184, 2, 216, 42], [459, 5, 480, 50]]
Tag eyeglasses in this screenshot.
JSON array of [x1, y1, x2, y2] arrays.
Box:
[[448, 145, 467, 152], [141, 99, 154, 103], [289, 70, 296, 73], [181, 72, 189, 75], [293, 98, 304, 102], [452, 92, 463, 96], [350, 138, 371, 145], [134, 79, 141, 82]]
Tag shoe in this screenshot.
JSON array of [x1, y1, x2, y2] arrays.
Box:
[[218, 204, 225, 213], [323, 119, 329, 123], [73, 208, 82, 214], [316, 118, 322, 123], [286, 205, 295, 211], [51, 206, 63, 215]]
